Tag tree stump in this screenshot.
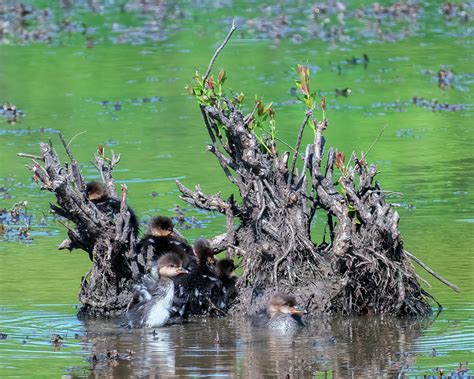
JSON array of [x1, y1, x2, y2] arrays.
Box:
[[18, 26, 457, 318], [20, 138, 153, 317]]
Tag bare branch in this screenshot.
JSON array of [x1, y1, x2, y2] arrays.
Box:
[[288, 111, 312, 186], [404, 250, 460, 293], [176, 180, 230, 213], [17, 153, 44, 161], [203, 19, 237, 82]]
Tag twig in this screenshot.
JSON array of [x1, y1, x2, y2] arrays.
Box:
[[360, 123, 389, 164], [59, 132, 84, 191], [416, 273, 432, 289], [17, 153, 45, 161], [58, 133, 75, 162], [207, 298, 226, 316], [288, 111, 312, 186], [260, 126, 304, 159], [203, 19, 237, 82], [67, 131, 87, 148], [404, 250, 460, 293]]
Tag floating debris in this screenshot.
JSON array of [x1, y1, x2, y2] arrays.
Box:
[[0, 201, 33, 243], [347, 54, 370, 68], [438, 68, 455, 90], [441, 2, 471, 22], [413, 96, 465, 112], [0, 332, 7, 340], [0, 103, 24, 124], [51, 333, 63, 346], [0, 127, 60, 136], [89, 349, 134, 369], [0, 2, 184, 46], [335, 88, 352, 97]]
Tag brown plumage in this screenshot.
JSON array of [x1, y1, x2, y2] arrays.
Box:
[[137, 216, 194, 268], [194, 238, 215, 265], [216, 258, 235, 279]]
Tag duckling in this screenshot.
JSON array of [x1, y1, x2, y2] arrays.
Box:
[[172, 238, 219, 317], [194, 238, 216, 266], [213, 258, 238, 310], [216, 258, 236, 281], [252, 293, 305, 331], [137, 216, 194, 267], [86, 181, 139, 237], [127, 253, 189, 328]]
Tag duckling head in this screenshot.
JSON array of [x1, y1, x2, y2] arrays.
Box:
[[149, 216, 174, 237], [194, 238, 215, 265], [216, 258, 236, 278], [86, 181, 106, 201], [157, 252, 189, 278], [268, 293, 304, 318]]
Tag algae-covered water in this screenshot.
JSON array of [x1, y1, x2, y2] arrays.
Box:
[[0, 1, 473, 377]]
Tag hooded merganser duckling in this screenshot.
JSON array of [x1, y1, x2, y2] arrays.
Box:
[[137, 216, 194, 267], [216, 258, 236, 280], [86, 181, 139, 237], [172, 238, 217, 316], [194, 238, 216, 266], [213, 258, 238, 309], [127, 253, 189, 328], [252, 293, 305, 331]]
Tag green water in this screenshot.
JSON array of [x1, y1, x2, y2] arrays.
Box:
[[1, 1, 473, 377]]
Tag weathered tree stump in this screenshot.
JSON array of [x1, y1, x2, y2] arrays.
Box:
[[176, 99, 433, 316], [19, 138, 153, 317], [18, 25, 458, 319], [176, 23, 452, 317]]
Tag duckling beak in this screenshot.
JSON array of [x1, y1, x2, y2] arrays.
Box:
[[289, 306, 305, 315], [176, 267, 189, 275]]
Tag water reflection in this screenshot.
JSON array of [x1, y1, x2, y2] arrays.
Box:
[[79, 315, 433, 378]]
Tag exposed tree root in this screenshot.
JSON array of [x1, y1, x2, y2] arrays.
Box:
[[17, 25, 458, 319]]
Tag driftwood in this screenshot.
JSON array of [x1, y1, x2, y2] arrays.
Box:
[[17, 24, 458, 319]]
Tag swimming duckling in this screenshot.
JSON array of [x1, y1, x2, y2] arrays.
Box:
[[86, 181, 139, 237], [252, 293, 305, 331], [127, 253, 189, 328], [137, 216, 194, 266]]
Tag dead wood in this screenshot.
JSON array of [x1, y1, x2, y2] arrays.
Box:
[[19, 137, 151, 317], [177, 24, 455, 317], [17, 25, 457, 319]]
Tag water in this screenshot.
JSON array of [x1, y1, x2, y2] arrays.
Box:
[[1, 1, 473, 377]]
